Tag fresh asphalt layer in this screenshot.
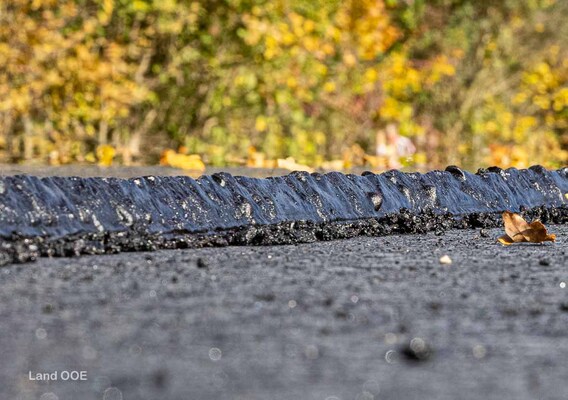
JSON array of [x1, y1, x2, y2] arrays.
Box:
[[1, 225, 567, 400]]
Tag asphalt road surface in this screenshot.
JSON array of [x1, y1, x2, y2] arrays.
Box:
[[1, 225, 567, 400]]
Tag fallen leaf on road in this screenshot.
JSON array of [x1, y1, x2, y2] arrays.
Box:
[[160, 149, 205, 171], [498, 211, 556, 245], [96, 144, 115, 167]]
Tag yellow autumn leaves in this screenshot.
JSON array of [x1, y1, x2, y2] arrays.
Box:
[[0, 0, 566, 169], [0, 0, 148, 164]]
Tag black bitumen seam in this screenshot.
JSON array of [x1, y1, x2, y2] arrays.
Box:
[[1, 165, 567, 265]]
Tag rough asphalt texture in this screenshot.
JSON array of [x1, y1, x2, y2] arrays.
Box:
[[2, 226, 568, 400]]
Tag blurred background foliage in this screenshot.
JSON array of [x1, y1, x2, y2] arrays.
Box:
[[0, 0, 566, 171]]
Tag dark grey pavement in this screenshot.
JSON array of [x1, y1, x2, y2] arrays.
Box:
[[1, 226, 567, 400]]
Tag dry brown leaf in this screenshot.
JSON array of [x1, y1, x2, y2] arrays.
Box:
[[497, 235, 516, 246], [498, 212, 556, 246], [524, 221, 556, 243], [502, 211, 530, 241]]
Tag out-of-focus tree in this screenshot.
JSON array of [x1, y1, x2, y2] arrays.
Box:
[[0, 0, 149, 164], [0, 0, 566, 169], [411, 0, 567, 168]]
